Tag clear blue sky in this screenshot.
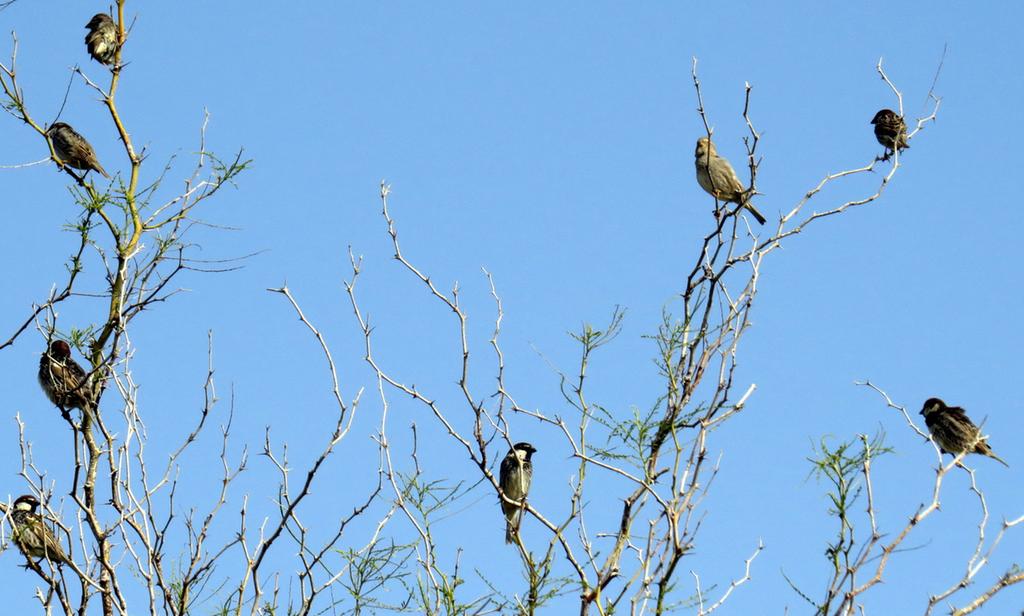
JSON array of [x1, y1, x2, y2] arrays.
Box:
[[2, 1, 1022, 613]]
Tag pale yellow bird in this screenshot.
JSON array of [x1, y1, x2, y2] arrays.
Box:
[[694, 137, 766, 225]]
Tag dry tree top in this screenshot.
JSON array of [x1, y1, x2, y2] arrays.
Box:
[[3, 7, 1016, 616]]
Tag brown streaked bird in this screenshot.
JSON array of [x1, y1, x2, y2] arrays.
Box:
[[10, 494, 70, 566], [870, 109, 909, 156], [694, 137, 766, 225], [919, 398, 1008, 467], [46, 122, 110, 179], [499, 442, 536, 544], [84, 13, 119, 66], [38, 340, 92, 418]]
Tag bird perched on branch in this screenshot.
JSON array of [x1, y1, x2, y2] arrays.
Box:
[[870, 109, 909, 158], [46, 122, 109, 179], [9, 494, 70, 566], [499, 442, 536, 544], [39, 340, 92, 418], [919, 398, 1008, 467], [84, 13, 119, 66], [694, 137, 766, 225]]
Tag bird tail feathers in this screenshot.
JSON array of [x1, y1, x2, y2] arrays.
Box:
[[744, 203, 767, 225], [505, 510, 521, 544], [987, 451, 1010, 468]]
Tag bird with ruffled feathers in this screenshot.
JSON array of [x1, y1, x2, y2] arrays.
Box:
[[919, 398, 1008, 467], [85, 13, 119, 66], [38, 339, 92, 419], [870, 109, 909, 159]]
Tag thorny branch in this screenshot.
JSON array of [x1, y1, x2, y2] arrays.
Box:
[[336, 53, 939, 612], [791, 382, 1024, 615]]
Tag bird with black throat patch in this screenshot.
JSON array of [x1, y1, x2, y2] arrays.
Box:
[[9, 494, 71, 566], [499, 442, 536, 544]]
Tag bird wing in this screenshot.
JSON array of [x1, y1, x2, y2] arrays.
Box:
[[499, 456, 531, 507], [946, 406, 979, 430], [711, 156, 748, 195], [17, 514, 68, 563], [48, 357, 91, 406], [60, 359, 89, 393], [35, 516, 69, 563], [499, 455, 515, 509]]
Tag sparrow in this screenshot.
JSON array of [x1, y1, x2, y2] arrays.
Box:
[[39, 340, 92, 418], [46, 122, 110, 179], [85, 13, 119, 66], [919, 398, 1008, 467], [694, 137, 766, 225], [870, 109, 909, 157], [499, 442, 536, 544], [9, 494, 70, 565]]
